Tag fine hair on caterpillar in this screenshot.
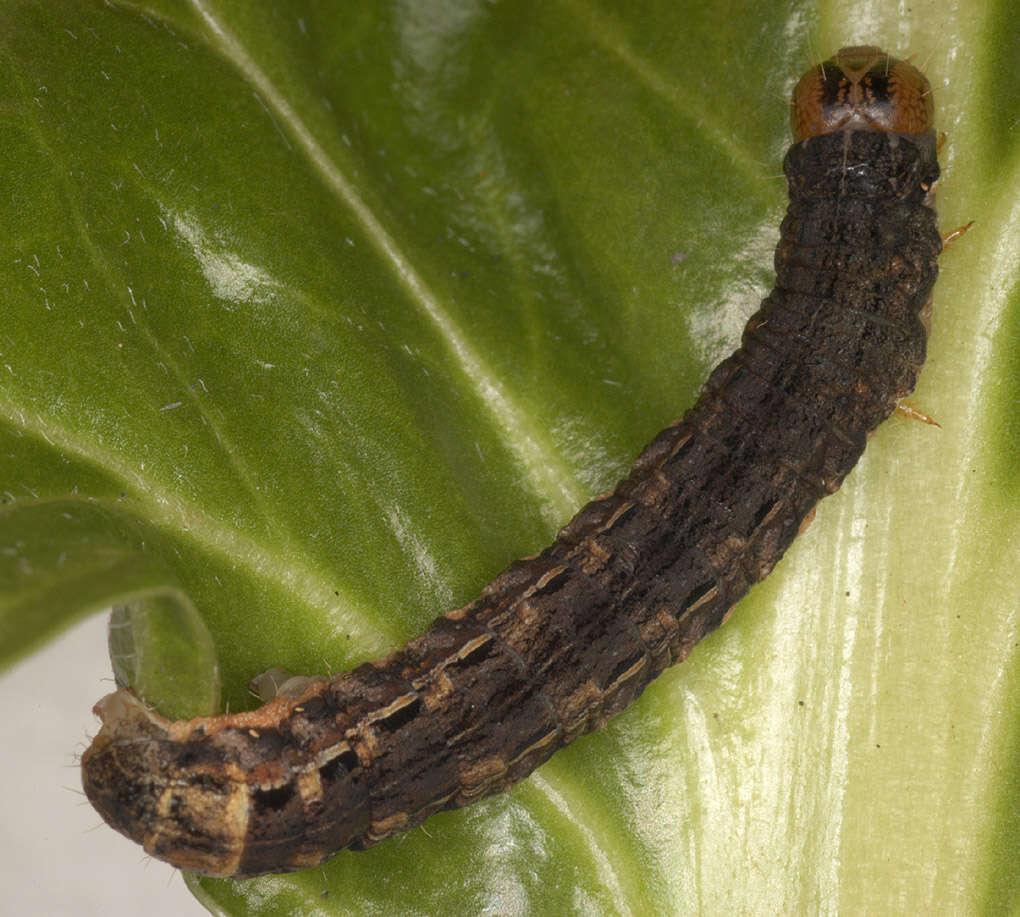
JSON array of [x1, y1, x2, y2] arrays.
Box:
[[82, 45, 945, 879]]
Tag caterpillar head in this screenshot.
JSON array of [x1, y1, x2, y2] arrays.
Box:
[[791, 46, 934, 141]]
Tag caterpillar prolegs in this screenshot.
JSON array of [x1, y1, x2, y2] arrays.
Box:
[[82, 47, 943, 878]]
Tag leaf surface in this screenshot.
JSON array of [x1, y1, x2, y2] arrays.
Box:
[[1, 2, 1017, 915]]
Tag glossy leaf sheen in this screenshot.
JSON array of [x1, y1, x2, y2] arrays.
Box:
[[1, 2, 1017, 915]]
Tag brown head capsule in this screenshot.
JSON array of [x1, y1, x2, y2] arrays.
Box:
[[792, 45, 934, 140]]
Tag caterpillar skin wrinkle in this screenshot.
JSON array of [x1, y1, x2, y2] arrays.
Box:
[[82, 47, 943, 878]]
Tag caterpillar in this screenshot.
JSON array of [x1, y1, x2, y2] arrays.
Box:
[[82, 46, 943, 878]]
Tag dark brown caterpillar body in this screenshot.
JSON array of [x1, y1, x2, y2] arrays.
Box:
[[82, 47, 943, 878]]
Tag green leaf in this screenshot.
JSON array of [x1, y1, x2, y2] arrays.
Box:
[[2, 2, 1017, 915]]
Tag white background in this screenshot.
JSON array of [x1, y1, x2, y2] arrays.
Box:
[[0, 613, 206, 916]]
